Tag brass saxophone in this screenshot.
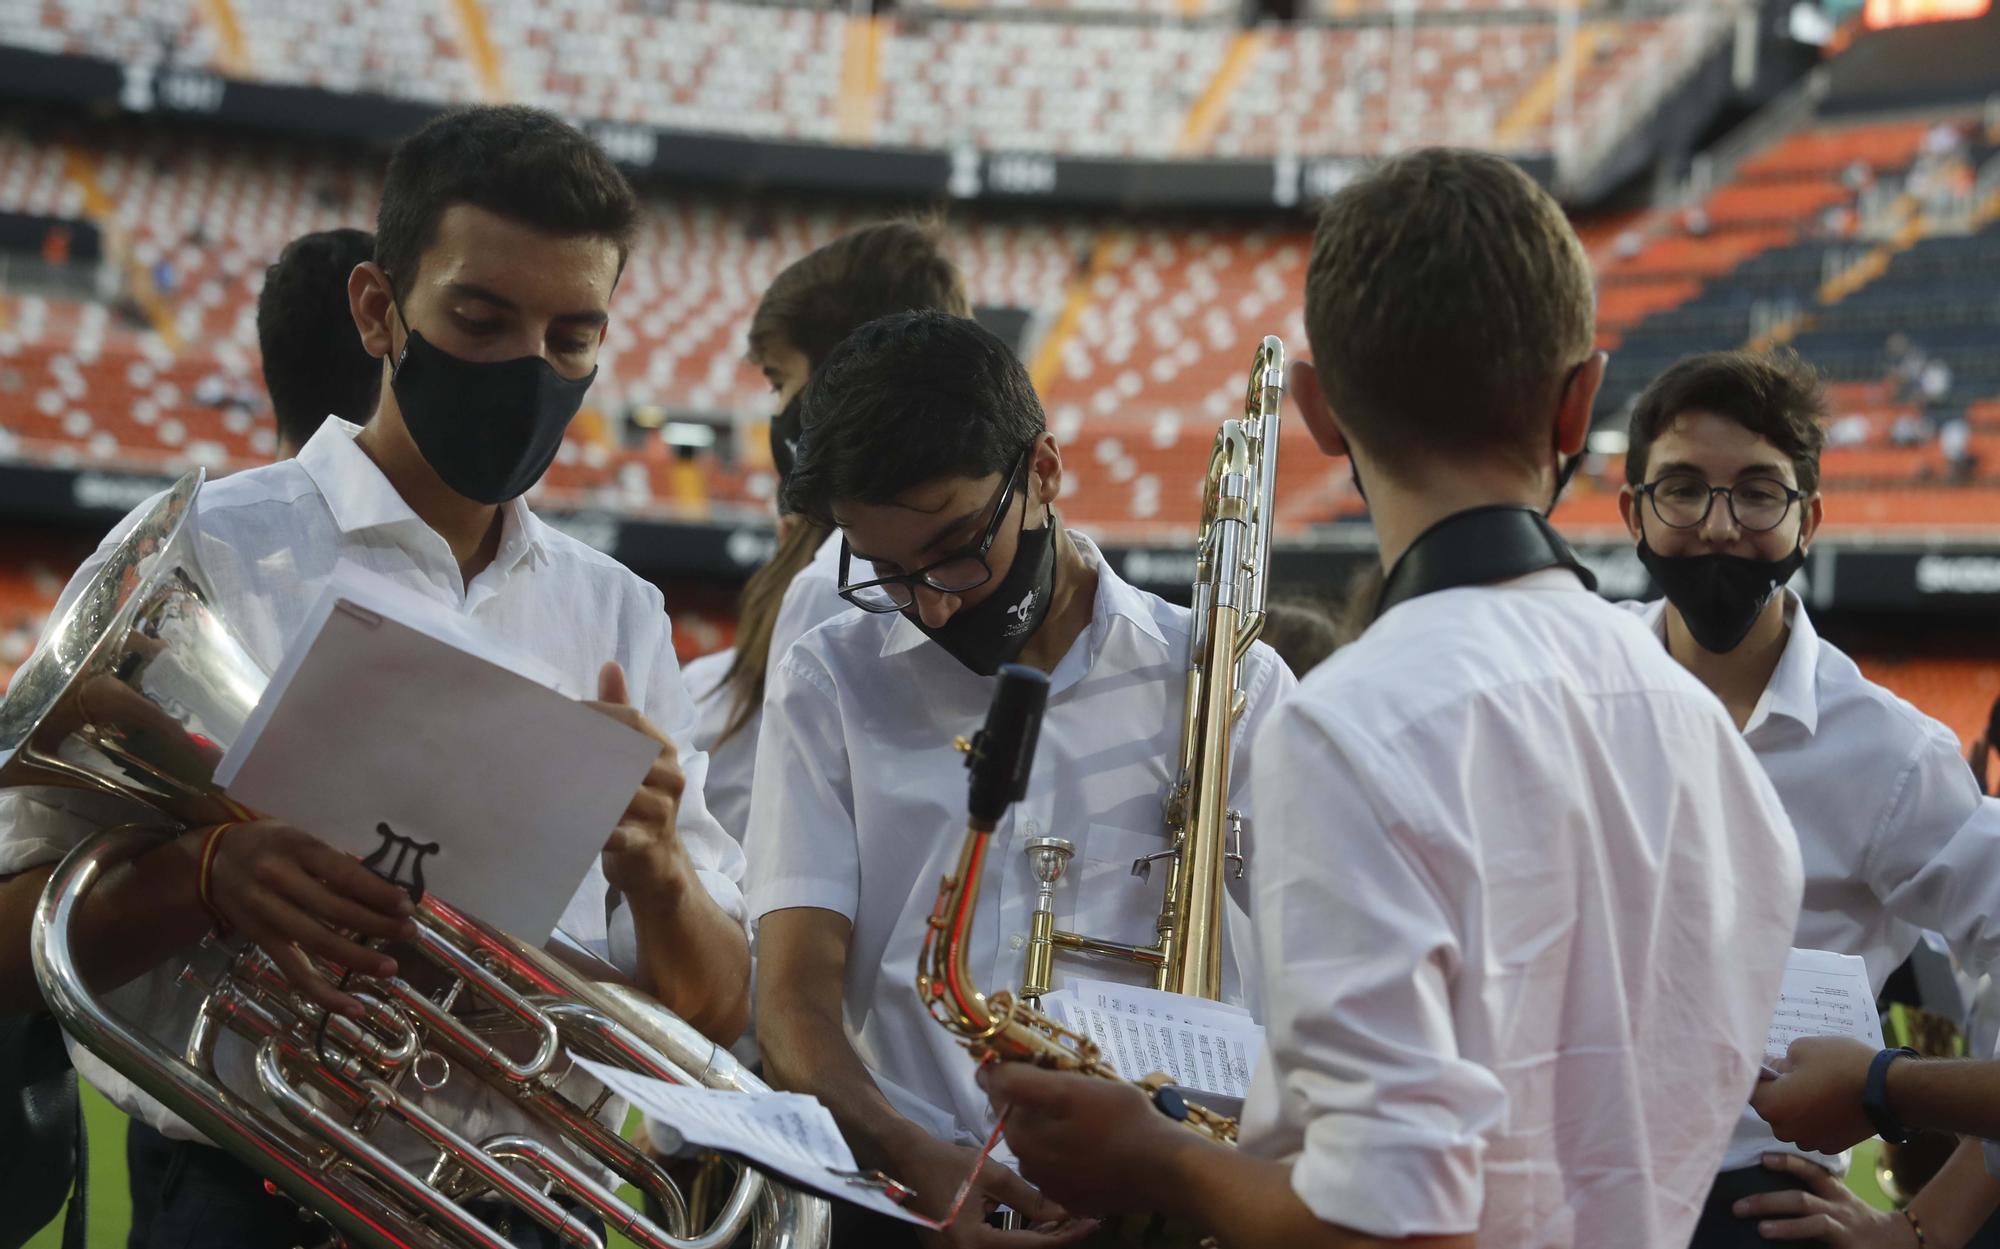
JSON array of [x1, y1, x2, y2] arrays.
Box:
[[915, 667, 1234, 1147], [1019, 336, 1286, 1004]]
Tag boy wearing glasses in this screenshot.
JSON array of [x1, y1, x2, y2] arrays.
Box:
[[743, 310, 1293, 1247], [1616, 350, 2000, 1249]]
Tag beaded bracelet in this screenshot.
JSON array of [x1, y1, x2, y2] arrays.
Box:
[[1905, 1209, 1928, 1247], [196, 820, 241, 937]]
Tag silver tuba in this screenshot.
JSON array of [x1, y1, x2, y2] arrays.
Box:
[[0, 469, 830, 1249]]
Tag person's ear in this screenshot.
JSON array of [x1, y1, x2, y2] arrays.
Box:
[[350, 261, 399, 360], [1798, 490, 1824, 552], [1618, 482, 1644, 542], [1029, 431, 1063, 515], [1555, 351, 1608, 457], [1288, 360, 1348, 459]]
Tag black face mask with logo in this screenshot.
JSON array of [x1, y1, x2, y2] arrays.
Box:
[[389, 304, 595, 505], [911, 513, 1058, 677], [1636, 533, 1806, 654]]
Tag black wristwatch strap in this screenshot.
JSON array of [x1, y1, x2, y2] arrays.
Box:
[[1864, 1046, 1918, 1145]]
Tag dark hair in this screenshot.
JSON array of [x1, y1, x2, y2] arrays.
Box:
[[1624, 350, 1827, 494], [256, 228, 381, 452], [781, 311, 1043, 526], [374, 105, 638, 292], [1304, 148, 1594, 479], [1260, 595, 1344, 678], [712, 225, 969, 745], [713, 515, 832, 745], [749, 218, 970, 371]]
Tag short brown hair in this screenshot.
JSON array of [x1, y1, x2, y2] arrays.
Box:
[[749, 217, 970, 370], [1303, 148, 1594, 479], [375, 105, 638, 291], [1624, 350, 1826, 494]]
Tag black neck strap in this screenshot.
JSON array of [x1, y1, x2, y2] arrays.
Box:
[[1375, 505, 1596, 620]]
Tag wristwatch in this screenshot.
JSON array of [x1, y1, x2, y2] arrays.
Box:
[[1863, 1046, 1918, 1145]]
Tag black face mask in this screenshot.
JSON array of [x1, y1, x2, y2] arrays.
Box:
[[1636, 530, 1806, 654], [911, 512, 1058, 677], [769, 391, 805, 485], [390, 315, 595, 505]]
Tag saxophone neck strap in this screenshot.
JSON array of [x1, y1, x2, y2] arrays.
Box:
[[1375, 505, 1596, 621]]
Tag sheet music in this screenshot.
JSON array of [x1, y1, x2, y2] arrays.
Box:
[[1766, 947, 1885, 1064], [1039, 978, 1263, 1099], [214, 563, 658, 945], [570, 1058, 942, 1228]]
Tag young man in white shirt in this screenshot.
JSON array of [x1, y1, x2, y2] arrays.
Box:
[[744, 309, 1294, 1246], [1607, 350, 2000, 1249], [0, 105, 749, 1249], [983, 147, 1806, 1249]]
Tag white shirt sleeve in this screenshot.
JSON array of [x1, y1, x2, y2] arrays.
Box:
[[1862, 721, 2000, 976], [640, 613, 747, 927], [762, 560, 845, 689], [1246, 695, 1507, 1239], [742, 652, 860, 922]]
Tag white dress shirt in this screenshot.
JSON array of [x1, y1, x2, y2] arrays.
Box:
[[1626, 594, 2000, 1173], [762, 530, 847, 683], [683, 647, 755, 845], [1241, 569, 1803, 1247], [0, 419, 745, 1160], [744, 533, 1294, 1144]]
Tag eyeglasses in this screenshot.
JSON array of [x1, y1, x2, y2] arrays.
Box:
[[1638, 473, 1805, 533], [837, 449, 1030, 613]]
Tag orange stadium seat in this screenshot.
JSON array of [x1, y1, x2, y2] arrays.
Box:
[[1855, 657, 2000, 753]]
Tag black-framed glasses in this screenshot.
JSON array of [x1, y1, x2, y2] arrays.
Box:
[[836, 449, 1030, 613], [1638, 473, 1805, 533]]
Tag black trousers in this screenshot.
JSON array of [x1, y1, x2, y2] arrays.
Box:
[[1687, 1165, 1831, 1249]]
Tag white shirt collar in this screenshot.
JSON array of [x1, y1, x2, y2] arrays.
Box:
[[1637, 590, 1821, 737], [875, 528, 1168, 668], [292, 418, 551, 575]]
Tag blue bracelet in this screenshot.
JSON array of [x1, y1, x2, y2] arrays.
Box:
[[1863, 1046, 1918, 1145]]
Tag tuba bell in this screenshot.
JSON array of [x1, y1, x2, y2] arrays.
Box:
[[0, 469, 830, 1249]]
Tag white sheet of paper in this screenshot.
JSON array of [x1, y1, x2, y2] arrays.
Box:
[[569, 1058, 942, 1228], [1765, 947, 1886, 1064], [1040, 979, 1263, 1099], [214, 565, 659, 946]]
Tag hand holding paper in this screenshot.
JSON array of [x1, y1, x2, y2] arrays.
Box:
[[980, 1060, 1215, 1220], [1748, 948, 1891, 1154], [1750, 1035, 1882, 1154], [217, 565, 660, 947], [582, 661, 694, 897]]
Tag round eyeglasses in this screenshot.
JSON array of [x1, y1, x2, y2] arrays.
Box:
[[1638, 473, 1804, 533]]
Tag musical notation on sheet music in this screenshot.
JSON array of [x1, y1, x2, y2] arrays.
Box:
[[1765, 947, 1884, 1064]]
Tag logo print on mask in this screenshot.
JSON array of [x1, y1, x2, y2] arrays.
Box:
[[1004, 590, 1039, 634]]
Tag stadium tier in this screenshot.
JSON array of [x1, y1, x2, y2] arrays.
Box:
[[5, 104, 1998, 544], [0, 0, 1726, 170]]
